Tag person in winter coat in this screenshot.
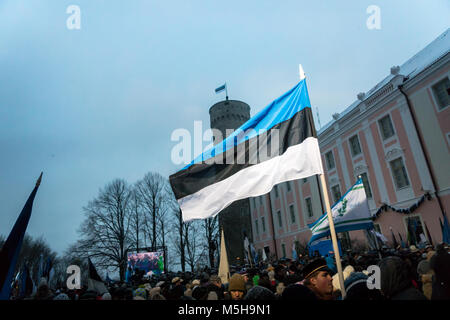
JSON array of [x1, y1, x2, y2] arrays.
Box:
[[430, 244, 450, 300], [227, 274, 246, 300], [417, 259, 433, 300], [378, 256, 427, 300], [302, 258, 335, 300]]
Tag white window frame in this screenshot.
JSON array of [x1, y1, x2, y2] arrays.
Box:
[[349, 134, 362, 157], [430, 75, 450, 112], [305, 197, 313, 218], [377, 113, 396, 142], [389, 156, 411, 191], [289, 204, 296, 224], [325, 150, 336, 170]]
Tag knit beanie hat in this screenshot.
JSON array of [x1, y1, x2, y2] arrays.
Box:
[[244, 285, 276, 300], [228, 274, 245, 292], [134, 287, 147, 300]]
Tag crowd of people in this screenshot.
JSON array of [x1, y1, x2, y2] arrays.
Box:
[[10, 243, 450, 301]]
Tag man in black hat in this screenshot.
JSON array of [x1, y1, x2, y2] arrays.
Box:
[[302, 258, 334, 300]]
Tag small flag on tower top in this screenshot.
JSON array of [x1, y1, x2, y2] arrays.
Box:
[[215, 83, 226, 94]]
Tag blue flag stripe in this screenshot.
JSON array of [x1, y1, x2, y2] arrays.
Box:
[[215, 84, 226, 93]]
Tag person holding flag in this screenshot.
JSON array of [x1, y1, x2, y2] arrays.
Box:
[[170, 65, 348, 296]]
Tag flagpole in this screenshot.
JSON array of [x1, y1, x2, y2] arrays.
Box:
[[267, 192, 279, 261], [318, 174, 346, 298], [299, 64, 346, 297]]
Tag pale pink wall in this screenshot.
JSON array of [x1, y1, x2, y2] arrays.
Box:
[[293, 180, 306, 228], [342, 139, 356, 185], [370, 121, 398, 204], [391, 108, 423, 197], [359, 131, 382, 204]]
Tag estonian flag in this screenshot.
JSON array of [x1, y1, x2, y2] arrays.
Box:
[[0, 173, 42, 300], [87, 257, 108, 295], [215, 83, 226, 94], [170, 76, 323, 221]]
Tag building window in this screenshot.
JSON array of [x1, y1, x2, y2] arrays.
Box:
[[432, 77, 450, 110], [289, 205, 296, 224], [277, 210, 282, 228], [286, 181, 291, 192], [255, 219, 259, 235], [331, 185, 341, 203], [261, 216, 266, 232], [390, 157, 410, 189], [281, 243, 286, 258], [378, 115, 395, 140], [349, 135, 362, 156], [360, 172, 373, 199], [405, 216, 426, 246], [339, 231, 352, 251], [303, 178, 308, 184], [274, 185, 279, 198], [306, 197, 313, 218], [325, 151, 335, 170]]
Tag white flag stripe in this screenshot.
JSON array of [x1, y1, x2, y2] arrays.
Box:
[[179, 137, 323, 221]]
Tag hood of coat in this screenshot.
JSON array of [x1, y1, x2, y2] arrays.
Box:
[[379, 256, 411, 298]]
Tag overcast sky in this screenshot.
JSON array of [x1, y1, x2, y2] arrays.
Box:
[[1, 0, 449, 255]]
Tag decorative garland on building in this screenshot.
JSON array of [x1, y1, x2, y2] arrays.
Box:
[[372, 192, 432, 220]]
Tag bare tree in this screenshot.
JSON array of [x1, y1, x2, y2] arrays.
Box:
[[184, 221, 205, 272], [170, 207, 186, 273], [203, 216, 219, 269], [136, 173, 168, 250], [129, 187, 144, 253], [76, 179, 133, 281]]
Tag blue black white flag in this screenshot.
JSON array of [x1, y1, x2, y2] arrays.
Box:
[[215, 83, 226, 94], [0, 173, 42, 300], [308, 178, 374, 244], [170, 77, 323, 221]]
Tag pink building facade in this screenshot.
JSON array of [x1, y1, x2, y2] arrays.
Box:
[[250, 29, 450, 259]]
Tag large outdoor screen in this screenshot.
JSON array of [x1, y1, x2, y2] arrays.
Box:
[[127, 251, 164, 275]]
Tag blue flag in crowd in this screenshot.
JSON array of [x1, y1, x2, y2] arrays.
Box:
[[0, 173, 43, 300], [441, 214, 450, 244]]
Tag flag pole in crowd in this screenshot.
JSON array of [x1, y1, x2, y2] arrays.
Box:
[[170, 63, 345, 291], [318, 173, 346, 298], [0, 172, 43, 300], [218, 228, 230, 284]]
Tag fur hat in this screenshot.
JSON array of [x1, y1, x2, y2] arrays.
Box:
[[228, 274, 245, 292], [332, 265, 355, 291], [101, 292, 112, 300], [171, 277, 183, 284]]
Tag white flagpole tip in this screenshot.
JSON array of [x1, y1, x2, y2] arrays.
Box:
[[299, 64, 306, 80]]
